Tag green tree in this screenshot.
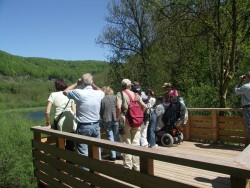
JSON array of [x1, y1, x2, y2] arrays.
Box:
[[97, 0, 158, 87]]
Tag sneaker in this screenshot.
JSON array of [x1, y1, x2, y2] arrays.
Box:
[[109, 157, 116, 161], [150, 144, 158, 148]]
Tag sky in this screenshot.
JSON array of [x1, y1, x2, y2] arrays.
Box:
[[0, 0, 111, 61]]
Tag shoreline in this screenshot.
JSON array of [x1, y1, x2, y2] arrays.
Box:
[[0, 106, 45, 113]]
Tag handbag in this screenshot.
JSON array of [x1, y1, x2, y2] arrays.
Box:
[[52, 99, 71, 130]]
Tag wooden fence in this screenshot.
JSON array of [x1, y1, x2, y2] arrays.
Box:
[[184, 108, 246, 145], [30, 108, 249, 187]]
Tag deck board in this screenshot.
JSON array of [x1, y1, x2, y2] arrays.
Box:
[[113, 141, 244, 188]]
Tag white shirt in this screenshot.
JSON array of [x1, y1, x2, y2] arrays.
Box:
[[48, 91, 74, 118], [147, 97, 156, 108], [48, 91, 76, 132], [235, 83, 250, 106]]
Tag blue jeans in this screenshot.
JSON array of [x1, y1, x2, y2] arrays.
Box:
[[103, 121, 120, 158], [76, 123, 101, 169], [147, 112, 157, 147]]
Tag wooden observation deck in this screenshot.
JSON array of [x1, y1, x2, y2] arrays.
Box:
[[31, 108, 250, 188]]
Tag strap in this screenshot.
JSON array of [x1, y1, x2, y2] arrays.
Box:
[[55, 99, 71, 122], [121, 91, 125, 115], [123, 90, 136, 102]]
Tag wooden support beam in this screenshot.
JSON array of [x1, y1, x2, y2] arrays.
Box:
[[212, 110, 218, 143], [140, 157, 154, 176], [185, 113, 190, 140], [230, 176, 248, 188], [56, 138, 65, 149], [89, 145, 100, 187], [34, 132, 41, 142], [89, 145, 100, 160]]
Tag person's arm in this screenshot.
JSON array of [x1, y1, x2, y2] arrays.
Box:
[[116, 92, 122, 119], [100, 99, 104, 119], [235, 84, 250, 95], [236, 75, 245, 88], [137, 94, 147, 112], [45, 101, 52, 127], [179, 98, 188, 122], [92, 83, 101, 90], [71, 100, 76, 115], [63, 79, 82, 95], [140, 101, 147, 112]]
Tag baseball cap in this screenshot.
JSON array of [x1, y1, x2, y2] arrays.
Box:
[[121, 79, 132, 86], [162, 82, 172, 88]]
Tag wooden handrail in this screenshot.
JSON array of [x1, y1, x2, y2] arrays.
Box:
[[31, 107, 248, 187], [188, 108, 242, 111]]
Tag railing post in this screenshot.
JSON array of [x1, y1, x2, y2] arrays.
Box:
[[230, 176, 248, 188], [212, 110, 218, 143], [33, 132, 43, 188], [140, 157, 154, 175], [56, 138, 65, 149], [89, 145, 100, 160], [56, 138, 65, 162], [34, 132, 42, 142], [89, 145, 100, 177], [185, 112, 190, 140]]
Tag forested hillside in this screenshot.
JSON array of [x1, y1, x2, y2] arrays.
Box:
[[0, 50, 109, 110]]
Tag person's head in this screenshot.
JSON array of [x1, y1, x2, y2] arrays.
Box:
[[162, 82, 172, 92], [121, 79, 132, 90], [245, 72, 250, 82], [102, 86, 114, 95], [156, 96, 163, 105], [132, 81, 142, 94], [81, 73, 93, 86], [55, 79, 67, 91], [133, 81, 140, 86], [147, 89, 154, 97]]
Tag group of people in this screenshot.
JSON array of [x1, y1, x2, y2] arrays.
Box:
[[44, 71, 250, 171], [45, 73, 186, 171]]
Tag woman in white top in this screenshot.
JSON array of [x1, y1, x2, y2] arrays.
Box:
[[45, 79, 77, 151], [140, 89, 156, 147]]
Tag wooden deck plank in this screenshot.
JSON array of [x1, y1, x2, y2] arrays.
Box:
[[114, 141, 243, 188], [155, 164, 230, 188], [154, 142, 243, 159]]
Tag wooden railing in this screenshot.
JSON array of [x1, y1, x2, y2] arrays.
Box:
[[31, 124, 250, 188], [184, 108, 246, 145]]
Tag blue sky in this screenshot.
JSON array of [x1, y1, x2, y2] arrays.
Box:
[[0, 0, 110, 61]]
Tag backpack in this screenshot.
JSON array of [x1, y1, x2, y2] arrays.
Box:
[[162, 90, 181, 128], [165, 89, 178, 103], [121, 90, 144, 128]]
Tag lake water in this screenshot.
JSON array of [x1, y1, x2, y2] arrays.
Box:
[[25, 111, 44, 121]]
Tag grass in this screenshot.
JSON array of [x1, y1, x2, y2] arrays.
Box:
[[0, 111, 44, 187]]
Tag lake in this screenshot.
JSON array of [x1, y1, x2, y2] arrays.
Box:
[[25, 111, 44, 121]]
